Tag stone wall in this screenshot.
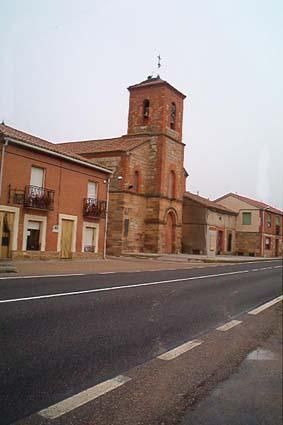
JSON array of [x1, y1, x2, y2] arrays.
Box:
[[235, 232, 261, 256]]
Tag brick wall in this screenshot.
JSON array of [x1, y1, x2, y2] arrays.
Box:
[[0, 143, 108, 257]]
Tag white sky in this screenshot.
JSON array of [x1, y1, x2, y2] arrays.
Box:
[[1, 0, 282, 208]]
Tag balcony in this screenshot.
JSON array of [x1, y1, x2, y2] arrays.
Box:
[[24, 185, 55, 210], [8, 185, 55, 211], [83, 198, 106, 219]]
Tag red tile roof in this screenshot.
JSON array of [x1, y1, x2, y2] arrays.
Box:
[[0, 124, 112, 173], [215, 193, 283, 216], [128, 76, 186, 99], [57, 135, 149, 154], [184, 192, 237, 214]]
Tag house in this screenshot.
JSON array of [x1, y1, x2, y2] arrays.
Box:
[[182, 192, 237, 255], [215, 193, 283, 257], [0, 124, 112, 260], [57, 76, 187, 255]]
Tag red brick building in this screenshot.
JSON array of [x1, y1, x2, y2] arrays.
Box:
[[58, 76, 187, 255], [0, 124, 111, 259]]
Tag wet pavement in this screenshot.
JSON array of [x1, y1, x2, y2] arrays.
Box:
[[181, 323, 282, 425]]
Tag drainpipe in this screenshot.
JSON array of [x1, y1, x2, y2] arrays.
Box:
[[0, 139, 8, 200], [103, 177, 110, 259]]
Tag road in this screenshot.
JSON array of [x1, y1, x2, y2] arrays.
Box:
[[0, 260, 282, 425]]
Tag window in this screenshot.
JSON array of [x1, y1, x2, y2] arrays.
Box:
[[26, 221, 41, 251], [30, 166, 44, 187], [168, 170, 176, 198], [170, 102, 176, 129], [275, 216, 280, 226], [88, 182, 97, 200], [265, 237, 271, 250], [266, 213, 272, 227], [133, 171, 139, 192], [242, 212, 251, 225], [84, 227, 97, 252], [143, 99, 150, 119]]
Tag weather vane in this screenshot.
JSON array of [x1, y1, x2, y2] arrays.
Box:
[[157, 54, 161, 69]]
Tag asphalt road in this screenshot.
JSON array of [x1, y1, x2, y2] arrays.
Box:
[[0, 260, 282, 425]]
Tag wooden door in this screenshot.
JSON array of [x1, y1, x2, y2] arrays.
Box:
[[61, 220, 73, 259]]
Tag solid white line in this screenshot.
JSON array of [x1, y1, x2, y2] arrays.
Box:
[[216, 320, 242, 331], [273, 265, 283, 269], [248, 295, 283, 315], [0, 269, 253, 304], [39, 375, 131, 419], [158, 339, 203, 361], [0, 273, 85, 280], [99, 272, 115, 274]]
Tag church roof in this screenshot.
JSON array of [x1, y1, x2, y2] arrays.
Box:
[[0, 124, 112, 173], [184, 191, 237, 215], [57, 135, 149, 154], [128, 76, 186, 99]]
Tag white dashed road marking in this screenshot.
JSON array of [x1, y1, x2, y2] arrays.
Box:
[[158, 339, 203, 361], [248, 295, 283, 315], [39, 375, 131, 419], [216, 320, 242, 331]]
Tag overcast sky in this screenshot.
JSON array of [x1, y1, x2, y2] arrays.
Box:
[[1, 0, 282, 208]]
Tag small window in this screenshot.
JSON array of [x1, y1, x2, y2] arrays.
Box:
[[143, 99, 150, 119], [168, 170, 176, 198], [242, 212, 251, 225], [170, 102, 176, 129], [133, 171, 140, 192], [265, 237, 271, 250], [124, 219, 129, 237], [266, 213, 272, 228]]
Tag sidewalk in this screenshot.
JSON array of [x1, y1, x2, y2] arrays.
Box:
[[180, 322, 283, 425], [1, 253, 280, 276], [5, 256, 210, 276]]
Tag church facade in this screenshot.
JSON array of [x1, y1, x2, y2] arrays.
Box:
[[59, 76, 187, 255]]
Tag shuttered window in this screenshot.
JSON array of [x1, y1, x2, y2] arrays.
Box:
[[242, 212, 251, 225], [88, 182, 97, 199], [30, 166, 44, 187]]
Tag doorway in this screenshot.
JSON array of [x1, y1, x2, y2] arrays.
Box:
[[275, 239, 279, 257], [0, 212, 14, 258], [227, 232, 232, 252], [217, 230, 223, 255], [61, 219, 74, 259], [165, 212, 175, 254]]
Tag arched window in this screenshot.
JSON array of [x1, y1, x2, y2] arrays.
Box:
[[143, 99, 150, 119], [170, 102, 176, 129], [168, 170, 175, 198], [133, 170, 140, 192]]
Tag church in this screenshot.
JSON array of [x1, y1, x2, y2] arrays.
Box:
[[58, 75, 187, 255]]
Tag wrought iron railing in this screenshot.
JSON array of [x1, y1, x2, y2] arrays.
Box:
[[83, 198, 106, 219], [23, 185, 55, 210]]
